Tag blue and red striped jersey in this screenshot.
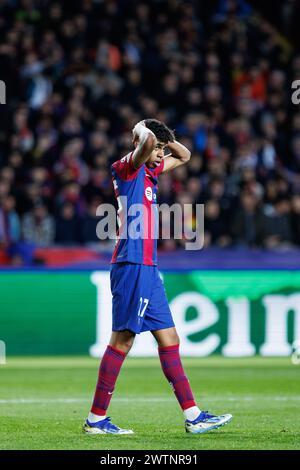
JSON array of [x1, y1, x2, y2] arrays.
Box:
[[111, 152, 164, 266]]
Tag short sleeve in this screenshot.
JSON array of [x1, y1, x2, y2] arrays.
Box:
[[111, 152, 140, 181]]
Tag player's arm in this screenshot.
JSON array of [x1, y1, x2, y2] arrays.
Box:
[[161, 140, 191, 173], [132, 120, 157, 169]]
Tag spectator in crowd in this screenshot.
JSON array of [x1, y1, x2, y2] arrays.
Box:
[[231, 191, 265, 247], [55, 201, 82, 246], [0, 194, 30, 265], [291, 195, 300, 245], [81, 197, 103, 246], [262, 197, 293, 249], [0, 194, 21, 247], [0, 0, 299, 264], [22, 201, 55, 247], [204, 199, 231, 247]]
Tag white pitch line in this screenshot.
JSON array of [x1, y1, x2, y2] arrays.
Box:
[[0, 396, 300, 405]]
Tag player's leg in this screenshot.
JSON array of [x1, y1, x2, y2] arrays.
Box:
[[84, 263, 151, 435], [143, 270, 200, 418], [109, 329, 136, 353], [152, 327, 201, 418], [144, 269, 199, 418], [84, 330, 135, 435], [151, 326, 180, 347], [90, 330, 135, 415], [152, 326, 232, 434], [91, 330, 135, 416]]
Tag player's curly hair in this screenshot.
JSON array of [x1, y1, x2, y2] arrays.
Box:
[[144, 119, 175, 143]]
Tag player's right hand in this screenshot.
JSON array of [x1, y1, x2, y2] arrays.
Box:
[[132, 120, 146, 139]]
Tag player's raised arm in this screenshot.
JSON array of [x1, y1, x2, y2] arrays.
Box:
[[162, 140, 191, 173], [132, 120, 157, 169]]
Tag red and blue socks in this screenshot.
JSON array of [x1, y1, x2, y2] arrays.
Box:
[[158, 344, 201, 420], [89, 342, 200, 423], [89, 345, 126, 420]]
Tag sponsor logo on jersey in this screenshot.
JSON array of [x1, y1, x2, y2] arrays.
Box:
[[145, 186, 153, 201]]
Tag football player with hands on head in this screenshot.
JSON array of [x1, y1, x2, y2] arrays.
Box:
[[84, 119, 232, 435]]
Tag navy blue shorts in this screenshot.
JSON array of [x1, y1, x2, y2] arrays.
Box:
[[110, 263, 175, 334]]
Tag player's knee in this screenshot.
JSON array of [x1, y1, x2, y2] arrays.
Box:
[[156, 331, 180, 348], [173, 333, 180, 346], [110, 341, 132, 354], [121, 339, 134, 353], [110, 332, 135, 354], [168, 329, 180, 346]]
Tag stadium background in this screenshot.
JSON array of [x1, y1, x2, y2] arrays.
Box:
[[0, 0, 300, 452], [1, 0, 300, 358]]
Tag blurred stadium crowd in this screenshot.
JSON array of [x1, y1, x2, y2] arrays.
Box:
[[0, 0, 300, 264]]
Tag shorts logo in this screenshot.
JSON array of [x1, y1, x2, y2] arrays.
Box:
[[145, 186, 153, 201]]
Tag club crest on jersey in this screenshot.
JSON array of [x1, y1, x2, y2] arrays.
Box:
[[145, 186, 153, 201]]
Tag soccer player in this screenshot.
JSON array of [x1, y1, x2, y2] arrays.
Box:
[[84, 119, 232, 434]]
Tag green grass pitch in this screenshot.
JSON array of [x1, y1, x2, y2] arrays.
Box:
[[0, 356, 299, 450]]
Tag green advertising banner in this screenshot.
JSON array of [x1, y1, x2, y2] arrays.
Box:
[[0, 270, 299, 357]]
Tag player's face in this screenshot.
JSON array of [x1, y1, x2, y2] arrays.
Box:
[[146, 141, 166, 169]]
